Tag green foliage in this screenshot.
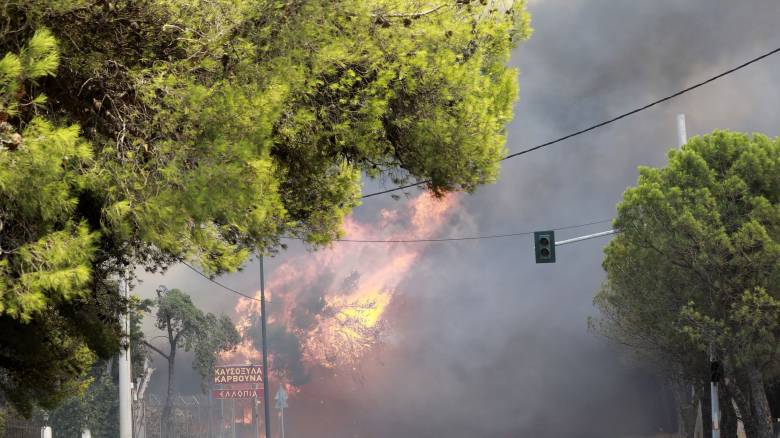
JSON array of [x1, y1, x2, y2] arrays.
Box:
[[130, 296, 153, 378], [0, 28, 57, 116], [595, 131, 780, 429], [151, 286, 240, 435], [0, 36, 102, 412], [50, 369, 119, 437], [193, 313, 241, 390], [47, 300, 148, 436], [3, 223, 97, 321], [1, 1, 531, 272], [0, 311, 97, 416], [0, 0, 530, 412], [152, 287, 239, 389], [19, 28, 58, 80], [155, 287, 204, 350]]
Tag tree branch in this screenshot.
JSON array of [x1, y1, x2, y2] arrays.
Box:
[[143, 340, 169, 360], [375, 4, 447, 19], [173, 330, 183, 348]]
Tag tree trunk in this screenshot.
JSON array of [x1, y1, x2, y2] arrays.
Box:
[[724, 359, 758, 437], [163, 350, 176, 438], [672, 379, 698, 438], [745, 364, 774, 438], [719, 383, 739, 438], [700, 383, 713, 438]]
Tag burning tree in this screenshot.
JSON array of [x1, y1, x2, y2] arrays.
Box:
[[223, 193, 459, 390], [304, 297, 389, 370]]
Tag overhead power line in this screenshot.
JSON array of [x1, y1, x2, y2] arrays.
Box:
[[361, 45, 780, 199], [181, 261, 262, 303], [299, 218, 613, 243], [361, 180, 431, 199], [172, 45, 780, 301], [180, 217, 615, 300]]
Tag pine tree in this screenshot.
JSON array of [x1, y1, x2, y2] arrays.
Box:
[[0, 0, 531, 412], [595, 131, 780, 438]]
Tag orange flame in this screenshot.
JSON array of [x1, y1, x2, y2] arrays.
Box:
[[222, 192, 459, 387]]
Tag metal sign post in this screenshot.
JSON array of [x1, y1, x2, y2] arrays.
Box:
[[260, 256, 272, 438], [275, 386, 288, 438]]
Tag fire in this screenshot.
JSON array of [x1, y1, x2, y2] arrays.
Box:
[[303, 290, 392, 370], [242, 405, 252, 424], [222, 192, 459, 386], [334, 291, 391, 330]]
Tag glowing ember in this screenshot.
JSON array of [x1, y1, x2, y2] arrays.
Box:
[[221, 192, 459, 387]]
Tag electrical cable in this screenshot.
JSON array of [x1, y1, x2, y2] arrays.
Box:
[[181, 217, 615, 298], [181, 261, 263, 303], [180, 44, 780, 293], [288, 217, 613, 243], [361, 180, 432, 199], [173, 42, 780, 293], [170, 46, 780, 300], [360, 45, 780, 199]]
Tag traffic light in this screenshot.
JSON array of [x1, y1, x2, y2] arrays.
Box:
[[534, 231, 556, 263]]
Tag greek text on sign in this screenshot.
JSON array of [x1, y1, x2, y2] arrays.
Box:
[[212, 389, 262, 399], [213, 365, 263, 385]]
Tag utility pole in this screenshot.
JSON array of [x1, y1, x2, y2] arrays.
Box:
[[678, 113, 720, 438], [678, 113, 699, 437], [677, 113, 688, 149], [119, 273, 133, 438], [260, 256, 272, 438]]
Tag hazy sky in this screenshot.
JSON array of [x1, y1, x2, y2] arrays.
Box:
[[137, 1, 780, 436]]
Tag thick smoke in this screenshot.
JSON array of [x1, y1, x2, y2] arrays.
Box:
[[138, 0, 780, 436], [262, 323, 309, 386]]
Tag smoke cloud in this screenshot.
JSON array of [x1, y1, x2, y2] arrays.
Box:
[[137, 0, 780, 436]]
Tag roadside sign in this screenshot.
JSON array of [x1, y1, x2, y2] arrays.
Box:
[[275, 386, 288, 409], [212, 364, 264, 400], [212, 388, 263, 399], [213, 364, 263, 385]]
